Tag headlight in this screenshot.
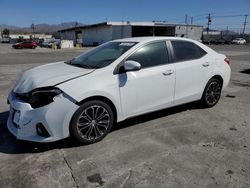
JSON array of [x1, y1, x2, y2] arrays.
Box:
[[29, 87, 62, 108], [16, 87, 62, 108]]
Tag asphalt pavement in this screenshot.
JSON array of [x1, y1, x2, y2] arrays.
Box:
[[0, 44, 249, 188]]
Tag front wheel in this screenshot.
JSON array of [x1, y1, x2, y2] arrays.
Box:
[[201, 78, 222, 108], [70, 100, 114, 144]]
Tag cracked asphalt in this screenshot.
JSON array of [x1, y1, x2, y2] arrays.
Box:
[[0, 44, 250, 188]]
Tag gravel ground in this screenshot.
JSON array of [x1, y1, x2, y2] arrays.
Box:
[[0, 44, 249, 188]]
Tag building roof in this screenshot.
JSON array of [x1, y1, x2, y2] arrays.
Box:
[[58, 21, 203, 32], [112, 36, 197, 43]]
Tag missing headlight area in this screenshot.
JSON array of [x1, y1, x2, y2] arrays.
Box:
[[15, 87, 62, 108]]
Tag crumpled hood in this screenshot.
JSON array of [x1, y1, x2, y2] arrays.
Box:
[[14, 61, 94, 93]]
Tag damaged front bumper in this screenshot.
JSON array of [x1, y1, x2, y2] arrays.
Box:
[[7, 91, 78, 142]]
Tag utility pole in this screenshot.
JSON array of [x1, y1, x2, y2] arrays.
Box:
[[207, 14, 211, 35], [185, 14, 188, 24], [75, 21, 78, 28], [31, 22, 35, 39], [242, 14, 248, 36], [190, 17, 193, 25], [184, 14, 188, 38]]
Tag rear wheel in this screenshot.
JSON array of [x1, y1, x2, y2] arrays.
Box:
[[70, 100, 114, 144], [201, 78, 222, 107]]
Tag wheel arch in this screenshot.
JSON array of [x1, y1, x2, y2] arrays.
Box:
[[210, 75, 224, 87], [201, 74, 223, 107], [201, 74, 224, 100], [76, 95, 118, 123]]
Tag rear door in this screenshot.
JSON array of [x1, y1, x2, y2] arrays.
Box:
[[170, 40, 213, 104], [118, 41, 175, 117]]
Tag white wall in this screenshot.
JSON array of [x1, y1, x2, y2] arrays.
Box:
[[60, 40, 74, 48], [82, 26, 112, 46], [203, 31, 221, 35], [60, 31, 76, 44], [111, 26, 132, 39], [175, 26, 203, 41], [9, 34, 52, 39]]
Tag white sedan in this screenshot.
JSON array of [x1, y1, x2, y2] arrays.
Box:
[[232, 38, 246, 44], [7, 37, 231, 144]]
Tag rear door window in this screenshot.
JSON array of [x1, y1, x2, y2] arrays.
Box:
[[171, 41, 207, 62]]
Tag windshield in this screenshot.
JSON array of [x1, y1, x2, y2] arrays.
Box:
[[68, 42, 137, 69]]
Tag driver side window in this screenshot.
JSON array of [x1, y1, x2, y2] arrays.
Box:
[[127, 41, 169, 68]]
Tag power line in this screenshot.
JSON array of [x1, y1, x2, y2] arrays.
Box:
[[212, 14, 250, 18], [192, 13, 208, 19], [193, 17, 207, 21], [205, 10, 250, 15], [167, 13, 250, 34]]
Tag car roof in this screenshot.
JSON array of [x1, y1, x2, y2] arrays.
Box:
[[113, 36, 218, 56], [113, 36, 197, 43]]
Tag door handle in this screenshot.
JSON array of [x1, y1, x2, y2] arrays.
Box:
[[162, 70, 174, 76], [202, 62, 210, 67]]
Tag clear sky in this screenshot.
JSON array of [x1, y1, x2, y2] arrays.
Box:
[[0, 0, 250, 32]]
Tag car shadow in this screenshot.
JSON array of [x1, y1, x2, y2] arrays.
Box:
[[112, 102, 203, 131], [0, 102, 203, 154], [240, 69, 250, 75]]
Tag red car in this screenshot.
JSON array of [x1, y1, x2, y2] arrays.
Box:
[[12, 41, 38, 49]]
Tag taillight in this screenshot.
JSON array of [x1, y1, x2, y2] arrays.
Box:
[[224, 57, 230, 65]]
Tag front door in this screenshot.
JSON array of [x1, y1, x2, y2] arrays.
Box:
[[118, 41, 175, 117]]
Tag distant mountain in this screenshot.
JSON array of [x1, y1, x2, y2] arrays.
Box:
[[0, 24, 20, 30], [0, 22, 85, 34]]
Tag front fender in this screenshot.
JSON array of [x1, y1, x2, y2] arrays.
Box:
[[57, 69, 124, 122]]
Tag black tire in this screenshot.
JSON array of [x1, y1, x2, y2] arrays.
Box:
[[201, 78, 222, 108], [70, 100, 114, 144]]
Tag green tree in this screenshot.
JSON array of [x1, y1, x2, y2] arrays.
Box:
[[1, 28, 10, 37]]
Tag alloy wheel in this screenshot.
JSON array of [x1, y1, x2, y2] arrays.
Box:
[[76, 105, 110, 141], [205, 81, 221, 106]]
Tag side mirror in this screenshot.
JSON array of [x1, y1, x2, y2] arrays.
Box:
[[124, 60, 141, 72]]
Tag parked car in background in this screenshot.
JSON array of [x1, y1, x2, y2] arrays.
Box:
[[40, 41, 51, 48], [202, 37, 232, 45], [12, 41, 38, 49], [1, 37, 10, 43], [35, 39, 44, 47], [7, 37, 231, 144], [41, 39, 61, 48], [232, 38, 246, 44]]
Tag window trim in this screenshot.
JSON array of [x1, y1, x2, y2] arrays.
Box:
[[169, 40, 207, 63], [114, 40, 171, 74]]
